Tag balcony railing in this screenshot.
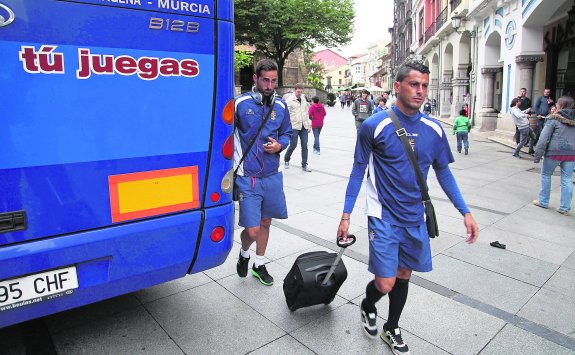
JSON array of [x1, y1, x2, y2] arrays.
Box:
[[450, 0, 462, 10], [424, 22, 436, 43], [435, 7, 448, 30]]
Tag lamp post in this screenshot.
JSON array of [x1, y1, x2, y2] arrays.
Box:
[[451, 12, 476, 38]]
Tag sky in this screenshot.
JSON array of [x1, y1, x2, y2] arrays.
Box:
[[336, 0, 395, 57]]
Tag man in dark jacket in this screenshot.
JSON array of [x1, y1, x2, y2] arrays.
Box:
[[533, 88, 554, 143]]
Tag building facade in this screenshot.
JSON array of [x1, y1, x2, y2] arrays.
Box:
[[405, 0, 575, 142], [312, 49, 350, 91], [366, 40, 390, 87], [390, 0, 414, 79], [324, 65, 350, 91], [349, 54, 369, 86]]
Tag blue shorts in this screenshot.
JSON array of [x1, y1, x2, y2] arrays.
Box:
[[237, 173, 288, 228], [367, 216, 432, 278]]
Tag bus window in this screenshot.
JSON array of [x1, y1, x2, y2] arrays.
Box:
[[0, 0, 234, 327]]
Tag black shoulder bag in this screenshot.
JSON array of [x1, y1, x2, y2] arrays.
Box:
[[386, 109, 439, 238], [232, 104, 274, 201]]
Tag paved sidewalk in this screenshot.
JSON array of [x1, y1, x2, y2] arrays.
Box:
[[2, 106, 574, 354]]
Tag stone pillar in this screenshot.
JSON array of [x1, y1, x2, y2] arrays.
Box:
[[439, 70, 453, 118], [429, 77, 439, 111], [477, 67, 501, 131], [451, 64, 469, 118], [516, 54, 544, 128], [515, 54, 544, 102]]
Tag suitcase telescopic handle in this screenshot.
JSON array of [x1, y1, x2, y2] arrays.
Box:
[[337, 235, 356, 248], [321, 235, 356, 286]]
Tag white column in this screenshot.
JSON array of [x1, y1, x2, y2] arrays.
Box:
[[477, 67, 501, 131], [439, 70, 453, 118]]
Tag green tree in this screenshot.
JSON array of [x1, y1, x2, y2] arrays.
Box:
[[306, 62, 325, 89], [234, 50, 254, 72], [235, 0, 354, 86], [303, 46, 325, 89]]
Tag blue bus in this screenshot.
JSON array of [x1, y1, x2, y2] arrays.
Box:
[[0, 0, 235, 328]]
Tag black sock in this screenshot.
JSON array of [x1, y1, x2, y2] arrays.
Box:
[[362, 280, 385, 313], [385, 278, 409, 330]]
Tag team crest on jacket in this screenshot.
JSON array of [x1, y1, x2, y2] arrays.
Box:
[[407, 132, 417, 151], [246, 109, 254, 115], [369, 229, 376, 241], [271, 110, 277, 120]]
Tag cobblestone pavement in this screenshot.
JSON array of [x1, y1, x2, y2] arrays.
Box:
[[2, 105, 574, 354]]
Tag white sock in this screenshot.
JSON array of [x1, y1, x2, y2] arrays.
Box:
[[240, 248, 250, 258], [254, 255, 265, 267]]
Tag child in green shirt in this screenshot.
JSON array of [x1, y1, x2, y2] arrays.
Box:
[[453, 109, 471, 155]]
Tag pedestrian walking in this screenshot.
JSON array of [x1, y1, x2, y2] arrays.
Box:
[[284, 83, 312, 172], [352, 89, 373, 133], [513, 88, 533, 146], [337, 60, 479, 355], [453, 109, 471, 155], [383, 91, 394, 109], [422, 99, 432, 115], [533, 88, 555, 144], [510, 97, 536, 158], [234, 58, 293, 286], [309, 96, 327, 155], [340, 93, 346, 109], [373, 97, 387, 114], [346, 93, 353, 108], [532, 95, 575, 216]]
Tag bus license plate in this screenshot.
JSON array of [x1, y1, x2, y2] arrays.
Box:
[[0, 266, 79, 311]]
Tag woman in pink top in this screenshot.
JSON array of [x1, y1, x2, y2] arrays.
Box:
[[309, 96, 327, 155]]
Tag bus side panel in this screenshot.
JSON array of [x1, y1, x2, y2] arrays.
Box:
[[190, 202, 234, 273], [0, 211, 203, 328], [203, 21, 235, 208], [0, 152, 207, 246], [0, 1, 217, 245], [217, 0, 233, 21]]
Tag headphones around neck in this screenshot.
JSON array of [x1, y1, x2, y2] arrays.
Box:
[[250, 86, 277, 107]]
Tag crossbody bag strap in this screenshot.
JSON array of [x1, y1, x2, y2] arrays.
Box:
[[385, 109, 431, 202], [234, 103, 274, 175]]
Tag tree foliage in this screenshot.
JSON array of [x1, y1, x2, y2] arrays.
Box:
[[235, 0, 354, 86], [303, 46, 325, 89], [234, 50, 254, 72], [306, 62, 325, 89]]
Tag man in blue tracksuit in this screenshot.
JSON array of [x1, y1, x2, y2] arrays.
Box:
[[337, 61, 479, 354], [234, 59, 293, 286]]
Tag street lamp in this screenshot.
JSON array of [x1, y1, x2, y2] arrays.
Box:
[[451, 12, 476, 38]]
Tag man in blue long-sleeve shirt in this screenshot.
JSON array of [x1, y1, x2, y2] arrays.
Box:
[[336, 60, 479, 355], [234, 59, 293, 286]]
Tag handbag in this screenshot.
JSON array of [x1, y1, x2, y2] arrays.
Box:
[[386, 109, 439, 238], [232, 104, 274, 201]]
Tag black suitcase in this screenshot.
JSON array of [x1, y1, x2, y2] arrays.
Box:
[[283, 235, 356, 311]]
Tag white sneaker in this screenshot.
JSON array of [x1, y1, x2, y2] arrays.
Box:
[[360, 301, 378, 339], [381, 327, 410, 354]]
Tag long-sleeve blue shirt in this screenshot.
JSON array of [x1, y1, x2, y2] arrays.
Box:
[[343, 107, 470, 226], [234, 93, 292, 177]]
